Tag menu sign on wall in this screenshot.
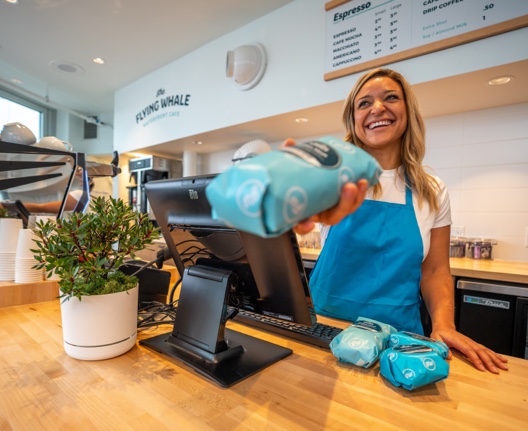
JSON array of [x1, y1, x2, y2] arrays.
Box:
[[325, 0, 528, 80]]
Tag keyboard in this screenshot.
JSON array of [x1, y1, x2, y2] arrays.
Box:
[[231, 309, 343, 349]]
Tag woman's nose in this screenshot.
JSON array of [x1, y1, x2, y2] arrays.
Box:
[[371, 99, 386, 113]]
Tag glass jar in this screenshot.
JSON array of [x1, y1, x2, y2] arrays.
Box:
[[449, 237, 467, 258], [465, 238, 496, 259]]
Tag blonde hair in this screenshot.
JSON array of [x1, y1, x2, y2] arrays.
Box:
[[342, 68, 439, 212]]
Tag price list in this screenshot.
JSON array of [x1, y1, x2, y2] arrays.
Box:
[[325, 0, 528, 79], [325, 1, 412, 74], [412, 0, 528, 45]]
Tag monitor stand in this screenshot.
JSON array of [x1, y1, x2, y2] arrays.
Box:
[[140, 265, 292, 388]]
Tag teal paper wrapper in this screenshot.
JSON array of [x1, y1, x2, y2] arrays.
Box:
[[389, 331, 450, 359], [379, 345, 450, 390], [329, 317, 396, 368], [205, 136, 382, 238]]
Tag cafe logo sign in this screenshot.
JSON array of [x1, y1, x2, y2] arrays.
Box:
[[135, 88, 191, 126]]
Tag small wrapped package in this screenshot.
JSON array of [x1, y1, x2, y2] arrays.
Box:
[[379, 345, 450, 391], [329, 317, 396, 368], [389, 331, 449, 359], [205, 136, 382, 238]]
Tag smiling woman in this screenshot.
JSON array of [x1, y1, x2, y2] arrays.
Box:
[[305, 67, 509, 375]]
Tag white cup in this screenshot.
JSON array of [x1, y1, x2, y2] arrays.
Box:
[[15, 228, 40, 260], [35, 136, 69, 152], [1, 122, 37, 145], [36, 215, 56, 224], [28, 215, 57, 229], [0, 218, 24, 252]]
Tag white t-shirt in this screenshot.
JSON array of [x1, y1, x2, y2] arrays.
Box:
[[320, 167, 452, 260]]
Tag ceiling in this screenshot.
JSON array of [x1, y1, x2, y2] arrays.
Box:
[[1, 0, 527, 159], [0, 0, 294, 117]]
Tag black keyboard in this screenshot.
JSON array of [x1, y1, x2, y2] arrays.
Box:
[[231, 309, 343, 349]]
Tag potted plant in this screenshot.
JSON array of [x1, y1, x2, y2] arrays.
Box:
[[32, 196, 159, 360]]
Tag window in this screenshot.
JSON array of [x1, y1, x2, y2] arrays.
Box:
[[0, 87, 55, 141]]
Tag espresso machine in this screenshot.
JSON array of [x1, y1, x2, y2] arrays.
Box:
[[128, 155, 171, 214]]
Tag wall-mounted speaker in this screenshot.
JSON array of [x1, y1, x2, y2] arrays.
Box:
[[83, 120, 98, 139]]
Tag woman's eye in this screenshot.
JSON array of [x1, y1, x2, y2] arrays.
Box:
[[357, 100, 369, 108]]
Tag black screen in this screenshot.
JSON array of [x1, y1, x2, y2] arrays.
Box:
[[140, 174, 317, 387], [144, 174, 316, 326]]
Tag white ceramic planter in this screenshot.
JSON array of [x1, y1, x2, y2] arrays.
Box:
[[60, 285, 138, 360]]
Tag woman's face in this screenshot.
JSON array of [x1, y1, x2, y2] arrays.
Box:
[[353, 76, 407, 154]]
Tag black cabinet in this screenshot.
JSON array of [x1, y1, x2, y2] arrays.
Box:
[[456, 279, 528, 359]]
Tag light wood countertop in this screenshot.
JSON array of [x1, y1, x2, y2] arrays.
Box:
[[301, 248, 528, 285], [0, 278, 58, 308], [449, 258, 528, 284], [0, 300, 526, 430], [0, 264, 179, 309]]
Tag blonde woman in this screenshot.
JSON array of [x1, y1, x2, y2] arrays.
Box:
[[291, 68, 508, 374]]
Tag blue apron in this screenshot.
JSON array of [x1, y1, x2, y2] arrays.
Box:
[[309, 181, 424, 334]]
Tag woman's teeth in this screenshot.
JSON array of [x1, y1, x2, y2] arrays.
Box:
[[368, 120, 392, 129]]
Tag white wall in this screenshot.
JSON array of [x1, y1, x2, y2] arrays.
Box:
[[64, 115, 114, 156], [112, 0, 528, 262], [425, 102, 528, 261], [113, 0, 528, 153], [201, 103, 528, 262]]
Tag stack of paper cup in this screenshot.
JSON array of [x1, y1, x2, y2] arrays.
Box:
[[0, 218, 24, 281], [14, 228, 44, 283]]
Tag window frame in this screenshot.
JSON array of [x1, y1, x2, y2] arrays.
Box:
[[0, 85, 56, 140]]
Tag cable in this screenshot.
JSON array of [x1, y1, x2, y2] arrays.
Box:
[[128, 257, 159, 277], [168, 277, 182, 305], [137, 300, 178, 331]]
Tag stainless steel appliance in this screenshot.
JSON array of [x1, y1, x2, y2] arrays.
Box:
[[128, 156, 171, 214], [456, 279, 528, 359]]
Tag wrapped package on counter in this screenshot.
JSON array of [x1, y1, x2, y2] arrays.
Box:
[[389, 331, 449, 359], [329, 317, 396, 368], [205, 136, 382, 238], [379, 345, 450, 391]]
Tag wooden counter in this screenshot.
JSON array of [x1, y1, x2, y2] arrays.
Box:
[[301, 248, 528, 285], [0, 279, 58, 308], [0, 264, 179, 309], [449, 258, 528, 285], [0, 300, 527, 431]]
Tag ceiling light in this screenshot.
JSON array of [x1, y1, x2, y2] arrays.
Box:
[[192, 141, 203, 145], [488, 75, 514, 86], [10, 78, 23, 85], [295, 117, 309, 123], [5, 0, 19, 4], [93, 57, 105, 65]]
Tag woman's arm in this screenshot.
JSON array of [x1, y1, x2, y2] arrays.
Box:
[[421, 225, 508, 373], [4, 193, 81, 214]]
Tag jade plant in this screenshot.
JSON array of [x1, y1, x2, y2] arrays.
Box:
[[32, 196, 160, 301]]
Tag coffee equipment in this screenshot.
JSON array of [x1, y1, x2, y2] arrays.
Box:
[[128, 156, 172, 214]]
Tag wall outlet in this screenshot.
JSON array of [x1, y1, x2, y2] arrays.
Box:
[[452, 225, 465, 237]]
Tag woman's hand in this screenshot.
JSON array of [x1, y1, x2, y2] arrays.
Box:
[[282, 138, 368, 235], [431, 326, 509, 374]]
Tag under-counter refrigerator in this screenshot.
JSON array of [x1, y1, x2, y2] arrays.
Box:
[[456, 279, 528, 359]]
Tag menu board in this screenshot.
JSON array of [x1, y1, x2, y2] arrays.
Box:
[[325, 0, 528, 80]]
